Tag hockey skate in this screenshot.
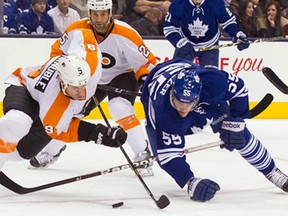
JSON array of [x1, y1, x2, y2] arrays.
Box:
[[29, 145, 67, 168], [265, 167, 288, 192], [132, 146, 154, 177]]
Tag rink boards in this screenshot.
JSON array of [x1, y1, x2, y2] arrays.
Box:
[[0, 36, 287, 119]]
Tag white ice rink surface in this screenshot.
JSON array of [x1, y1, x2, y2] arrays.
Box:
[[1, 119, 288, 216]]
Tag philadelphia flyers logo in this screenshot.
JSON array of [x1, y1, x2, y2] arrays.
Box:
[[101, 52, 116, 69]]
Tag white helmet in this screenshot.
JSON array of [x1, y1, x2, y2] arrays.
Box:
[[57, 55, 91, 87], [87, 0, 112, 11]]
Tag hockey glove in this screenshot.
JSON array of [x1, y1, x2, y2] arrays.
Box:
[[220, 117, 246, 151], [95, 124, 127, 147], [232, 31, 250, 51], [175, 38, 196, 60], [187, 177, 220, 202]]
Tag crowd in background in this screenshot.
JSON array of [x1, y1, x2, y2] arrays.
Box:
[[227, 0, 288, 37], [2, 0, 79, 34], [2, 0, 288, 37]]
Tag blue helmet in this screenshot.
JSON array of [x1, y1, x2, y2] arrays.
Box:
[[171, 69, 202, 103]]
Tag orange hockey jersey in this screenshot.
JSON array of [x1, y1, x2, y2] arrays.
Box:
[[50, 18, 157, 84]]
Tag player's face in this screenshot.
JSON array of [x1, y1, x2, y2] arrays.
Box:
[[90, 10, 110, 34], [65, 84, 87, 100], [172, 98, 196, 118]]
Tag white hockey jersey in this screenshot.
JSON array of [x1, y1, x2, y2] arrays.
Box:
[[50, 18, 157, 84], [4, 29, 102, 142]]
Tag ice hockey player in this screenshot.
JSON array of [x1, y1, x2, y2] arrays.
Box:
[[141, 57, 288, 201], [0, 32, 127, 170], [27, 0, 155, 176]]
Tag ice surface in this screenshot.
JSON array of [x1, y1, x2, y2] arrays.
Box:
[[1, 119, 288, 216]]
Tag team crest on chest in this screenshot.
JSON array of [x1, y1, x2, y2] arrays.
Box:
[[188, 18, 208, 38]]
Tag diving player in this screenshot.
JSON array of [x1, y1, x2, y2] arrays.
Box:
[[0, 51, 127, 171], [141, 57, 288, 201]]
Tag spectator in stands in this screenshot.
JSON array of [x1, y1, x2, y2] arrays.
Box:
[[122, 0, 170, 32], [229, 0, 261, 17], [16, 0, 54, 12], [129, 7, 163, 35], [48, 0, 80, 34], [122, 0, 146, 23], [257, 0, 288, 37], [158, 0, 171, 17], [278, 0, 288, 18], [18, 0, 54, 34], [3, 0, 19, 34], [134, 0, 171, 16], [236, 0, 259, 37]]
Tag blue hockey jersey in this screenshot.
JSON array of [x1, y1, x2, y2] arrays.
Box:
[[141, 58, 250, 188], [18, 7, 54, 34], [163, 0, 240, 49], [3, 0, 19, 34]]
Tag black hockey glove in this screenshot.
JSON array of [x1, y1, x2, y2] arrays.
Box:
[[219, 117, 246, 151], [232, 31, 250, 51], [95, 124, 127, 148]]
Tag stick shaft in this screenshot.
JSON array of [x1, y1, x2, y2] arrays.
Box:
[[92, 97, 170, 208], [197, 35, 288, 52], [0, 140, 223, 195], [96, 85, 272, 118]]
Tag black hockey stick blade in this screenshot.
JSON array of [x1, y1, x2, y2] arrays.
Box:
[[0, 169, 106, 194], [156, 195, 170, 209], [250, 93, 273, 118], [263, 67, 288, 94], [0, 172, 25, 194]]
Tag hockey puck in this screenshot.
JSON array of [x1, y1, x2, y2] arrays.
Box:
[[112, 201, 124, 208]]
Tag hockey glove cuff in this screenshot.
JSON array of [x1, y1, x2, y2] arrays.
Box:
[[187, 177, 220, 202], [220, 117, 246, 151]]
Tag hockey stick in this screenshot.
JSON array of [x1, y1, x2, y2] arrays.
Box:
[[250, 93, 273, 118], [197, 35, 288, 52], [93, 97, 170, 209], [0, 141, 223, 195], [262, 67, 288, 94], [98, 85, 142, 97], [96, 85, 272, 118]]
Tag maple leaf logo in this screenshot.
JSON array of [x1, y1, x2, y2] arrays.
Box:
[[188, 18, 208, 38]]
